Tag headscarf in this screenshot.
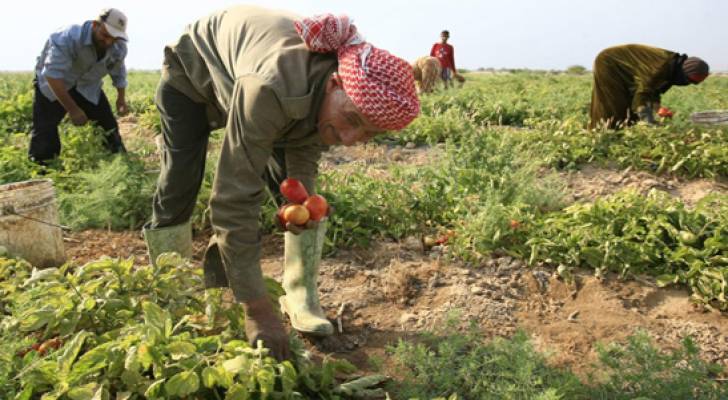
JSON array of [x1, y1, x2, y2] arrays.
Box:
[[295, 14, 420, 130]]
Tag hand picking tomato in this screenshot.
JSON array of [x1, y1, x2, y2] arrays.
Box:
[[283, 204, 310, 225], [280, 178, 309, 204], [304, 194, 329, 221]]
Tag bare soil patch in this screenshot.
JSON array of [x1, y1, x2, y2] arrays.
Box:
[[562, 164, 728, 206]]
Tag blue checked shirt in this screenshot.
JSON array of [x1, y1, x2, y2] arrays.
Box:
[[34, 20, 127, 105]]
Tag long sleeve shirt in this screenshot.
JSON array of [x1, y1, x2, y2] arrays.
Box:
[[34, 20, 127, 105], [589, 44, 688, 129], [430, 42, 456, 71], [161, 5, 337, 300], [599, 44, 687, 109]]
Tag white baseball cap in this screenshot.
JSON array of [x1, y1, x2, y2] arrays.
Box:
[[98, 8, 128, 40]]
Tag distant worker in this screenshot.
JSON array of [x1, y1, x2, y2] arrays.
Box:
[[29, 8, 129, 164], [589, 44, 709, 129], [412, 56, 441, 94], [430, 30, 457, 89]]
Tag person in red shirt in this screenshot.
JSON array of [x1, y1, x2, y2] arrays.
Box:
[[430, 30, 456, 89]]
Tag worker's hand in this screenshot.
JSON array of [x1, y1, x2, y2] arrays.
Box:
[[243, 297, 291, 361], [285, 220, 318, 235], [116, 99, 129, 116], [69, 108, 89, 126], [636, 104, 656, 125]]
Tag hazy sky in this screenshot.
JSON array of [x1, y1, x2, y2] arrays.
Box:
[[2, 0, 726, 71]]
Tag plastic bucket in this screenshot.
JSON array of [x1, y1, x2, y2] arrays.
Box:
[[691, 110, 728, 125], [0, 179, 66, 267]]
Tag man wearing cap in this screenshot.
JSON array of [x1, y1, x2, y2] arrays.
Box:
[[589, 44, 709, 129], [29, 8, 129, 164], [143, 5, 419, 360]]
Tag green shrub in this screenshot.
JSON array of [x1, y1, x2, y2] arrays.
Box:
[[0, 255, 374, 399], [566, 65, 588, 75], [57, 155, 155, 230], [388, 322, 584, 399], [587, 331, 726, 399]]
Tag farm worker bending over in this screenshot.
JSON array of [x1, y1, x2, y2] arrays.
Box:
[[412, 56, 442, 94], [589, 44, 709, 129], [143, 6, 419, 361], [430, 30, 457, 89], [29, 8, 129, 164]]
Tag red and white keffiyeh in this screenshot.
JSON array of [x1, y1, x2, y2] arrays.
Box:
[[295, 14, 420, 131]]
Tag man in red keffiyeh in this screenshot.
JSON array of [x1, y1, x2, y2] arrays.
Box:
[[143, 6, 419, 360]]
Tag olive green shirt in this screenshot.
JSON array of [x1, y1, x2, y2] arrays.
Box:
[[161, 5, 337, 300]]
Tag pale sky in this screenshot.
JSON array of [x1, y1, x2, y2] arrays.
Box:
[[2, 0, 727, 72]]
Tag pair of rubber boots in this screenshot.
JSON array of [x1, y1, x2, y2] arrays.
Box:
[[143, 221, 333, 336]]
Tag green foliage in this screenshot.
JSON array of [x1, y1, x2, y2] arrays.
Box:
[[388, 72, 728, 179], [522, 121, 728, 178], [587, 331, 727, 399], [0, 255, 380, 399], [0, 123, 114, 185], [0, 90, 33, 134], [389, 323, 584, 399], [389, 323, 726, 400], [55, 124, 113, 172], [527, 190, 728, 309], [57, 155, 155, 230], [138, 103, 162, 134], [317, 127, 564, 258], [0, 134, 40, 183]]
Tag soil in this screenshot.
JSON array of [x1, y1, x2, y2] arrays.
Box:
[[61, 129, 727, 381], [562, 164, 728, 207]]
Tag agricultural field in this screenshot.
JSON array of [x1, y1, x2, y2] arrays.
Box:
[[1, 70, 728, 399]]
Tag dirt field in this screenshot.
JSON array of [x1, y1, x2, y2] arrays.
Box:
[[63, 128, 728, 380]]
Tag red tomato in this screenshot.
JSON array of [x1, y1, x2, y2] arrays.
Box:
[[509, 219, 521, 229], [280, 178, 309, 204], [304, 195, 329, 221], [658, 107, 673, 118], [283, 204, 310, 225], [277, 204, 292, 226]]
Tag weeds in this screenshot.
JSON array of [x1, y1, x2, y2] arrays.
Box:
[[389, 321, 725, 399]]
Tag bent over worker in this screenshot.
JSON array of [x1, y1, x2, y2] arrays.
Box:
[[589, 44, 709, 129], [412, 56, 442, 94], [30, 8, 129, 164], [143, 6, 419, 361]]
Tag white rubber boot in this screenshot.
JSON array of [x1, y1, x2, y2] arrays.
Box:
[[279, 220, 334, 336], [142, 221, 192, 266]]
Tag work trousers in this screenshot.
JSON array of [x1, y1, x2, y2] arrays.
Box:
[[29, 81, 125, 163]]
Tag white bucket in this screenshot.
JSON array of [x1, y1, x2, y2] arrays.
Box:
[[0, 179, 66, 267], [691, 110, 728, 125]]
